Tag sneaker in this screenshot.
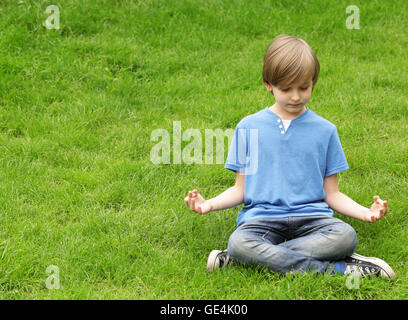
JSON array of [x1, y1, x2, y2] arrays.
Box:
[[344, 253, 396, 279], [206, 249, 232, 272]]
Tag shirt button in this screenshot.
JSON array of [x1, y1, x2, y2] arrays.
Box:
[[281, 130, 285, 134], [279, 125, 282, 128], [277, 119, 281, 123]]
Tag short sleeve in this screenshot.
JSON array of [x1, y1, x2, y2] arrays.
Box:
[[224, 123, 258, 174], [325, 127, 349, 177]]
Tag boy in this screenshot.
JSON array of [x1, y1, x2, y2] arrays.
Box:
[[184, 35, 395, 278]]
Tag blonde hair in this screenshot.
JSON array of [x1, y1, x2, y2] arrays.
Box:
[[262, 35, 320, 88]]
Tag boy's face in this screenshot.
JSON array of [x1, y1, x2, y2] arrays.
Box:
[[264, 77, 314, 118]]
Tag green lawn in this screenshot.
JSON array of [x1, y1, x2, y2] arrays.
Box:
[[0, 0, 407, 299]]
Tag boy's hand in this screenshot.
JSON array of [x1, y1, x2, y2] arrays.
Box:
[[366, 195, 388, 222], [184, 189, 212, 215]]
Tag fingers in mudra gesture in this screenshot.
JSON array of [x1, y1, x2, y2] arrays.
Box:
[[184, 189, 212, 214], [367, 195, 388, 222]]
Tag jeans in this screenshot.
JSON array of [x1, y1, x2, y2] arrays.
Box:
[[227, 215, 357, 274]]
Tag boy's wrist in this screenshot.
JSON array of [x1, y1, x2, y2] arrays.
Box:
[[360, 207, 371, 222], [206, 199, 215, 212]]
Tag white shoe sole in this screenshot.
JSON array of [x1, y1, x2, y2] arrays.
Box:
[[207, 250, 222, 272], [207, 250, 223, 272], [351, 253, 396, 279]]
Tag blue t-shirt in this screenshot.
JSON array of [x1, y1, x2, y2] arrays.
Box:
[[225, 106, 349, 227]]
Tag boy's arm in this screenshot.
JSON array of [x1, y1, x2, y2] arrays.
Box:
[[184, 171, 244, 214], [207, 171, 245, 211], [323, 174, 388, 222]]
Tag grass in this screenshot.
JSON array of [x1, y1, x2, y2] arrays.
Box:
[[0, 0, 407, 299]]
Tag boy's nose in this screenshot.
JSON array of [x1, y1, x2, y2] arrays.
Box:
[[291, 94, 300, 101]]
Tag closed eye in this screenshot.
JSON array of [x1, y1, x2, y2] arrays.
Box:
[[281, 87, 309, 92]]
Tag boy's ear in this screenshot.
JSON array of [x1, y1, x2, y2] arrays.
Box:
[[264, 81, 274, 96]]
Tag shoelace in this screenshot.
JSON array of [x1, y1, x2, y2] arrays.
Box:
[[346, 264, 379, 276], [218, 252, 230, 267]]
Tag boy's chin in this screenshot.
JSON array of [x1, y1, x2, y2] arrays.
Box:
[[285, 105, 304, 111]]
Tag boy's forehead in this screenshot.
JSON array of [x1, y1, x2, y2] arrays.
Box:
[[297, 77, 313, 85]]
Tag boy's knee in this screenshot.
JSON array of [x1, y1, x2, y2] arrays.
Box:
[[336, 223, 358, 255], [227, 229, 243, 258], [227, 229, 255, 262]]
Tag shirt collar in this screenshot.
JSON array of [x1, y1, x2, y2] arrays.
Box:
[[264, 106, 310, 123]]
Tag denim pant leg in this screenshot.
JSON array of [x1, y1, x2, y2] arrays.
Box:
[[280, 216, 358, 262], [227, 216, 357, 274]]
